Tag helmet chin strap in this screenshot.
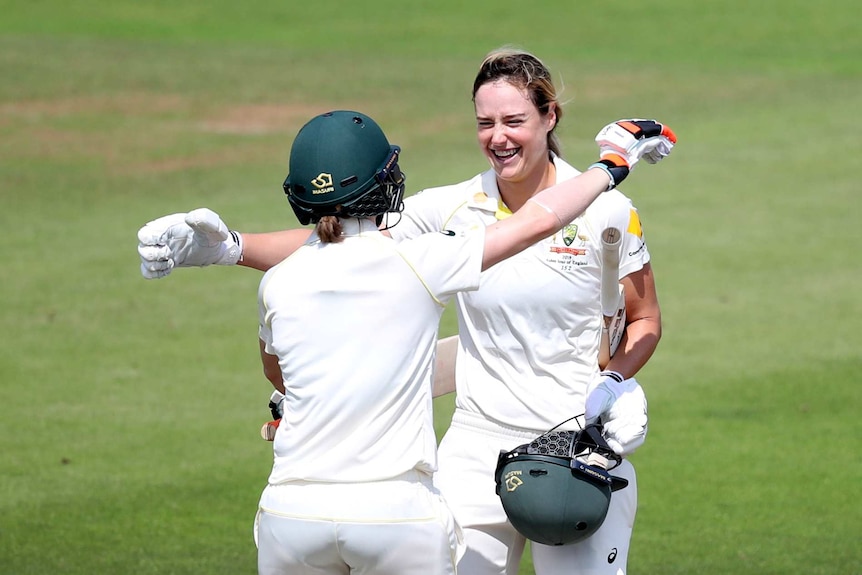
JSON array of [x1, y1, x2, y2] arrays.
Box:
[[377, 210, 403, 230], [496, 416, 624, 478], [543, 413, 586, 434]]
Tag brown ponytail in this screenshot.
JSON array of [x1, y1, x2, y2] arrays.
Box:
[[316, 216, 344, 243]]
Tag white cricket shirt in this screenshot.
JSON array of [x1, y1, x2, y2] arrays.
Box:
[[389, 156, 651, 432], [259, 218, 483, 483]]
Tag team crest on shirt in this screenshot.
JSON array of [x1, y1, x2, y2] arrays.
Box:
[[562, 224, 578, 246], [546, 226, 589, 271]]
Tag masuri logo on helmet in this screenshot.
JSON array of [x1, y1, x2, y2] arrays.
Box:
[[310, 173, 334, 195]]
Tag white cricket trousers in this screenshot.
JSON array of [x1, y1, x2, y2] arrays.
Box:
[[435, 409, 637, 575], [255, 470, 463, 575]]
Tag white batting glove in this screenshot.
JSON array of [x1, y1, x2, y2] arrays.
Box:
[[590, 119, 677, 190], [137, 208, 242, 279], [585, 371, 648, 457]]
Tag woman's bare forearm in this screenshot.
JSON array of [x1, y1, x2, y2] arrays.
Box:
[[239, 229, 313, 271]]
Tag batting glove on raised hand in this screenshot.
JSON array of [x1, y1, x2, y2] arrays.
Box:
[[585, 371, 648, 457], [590, 119, 677, 190], [137, 208, 242, 279]]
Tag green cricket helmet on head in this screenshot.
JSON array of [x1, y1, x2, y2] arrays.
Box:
[[494, 423, 629, 546], [283, 110, 406, 225]]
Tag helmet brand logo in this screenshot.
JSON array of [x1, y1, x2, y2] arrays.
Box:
[[504, 470, 523, 492], [311, 173, 335, 195], [575, 463, 611, 485]]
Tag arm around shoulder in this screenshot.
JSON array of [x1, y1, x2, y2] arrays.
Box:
[[240, 229, 313, 271], [481, 168, 611, 270]]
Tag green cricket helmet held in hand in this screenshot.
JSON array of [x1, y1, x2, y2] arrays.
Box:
[[283, 110, 406, 225], [495, 423, 629, 546]]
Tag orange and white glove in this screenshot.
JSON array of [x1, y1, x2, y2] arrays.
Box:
[[590, 119, 677, 190]]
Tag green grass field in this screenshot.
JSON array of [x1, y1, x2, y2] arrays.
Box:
[[1, 1, 860, 573]]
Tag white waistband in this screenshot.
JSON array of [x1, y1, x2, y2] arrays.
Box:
[[259, 469, 440, 521], [267, 468, 432, 489], [450, 408, 548, 441]]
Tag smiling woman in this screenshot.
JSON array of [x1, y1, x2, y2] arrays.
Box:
[[472, 50, 563, 212], [392, 47, 663, 575]]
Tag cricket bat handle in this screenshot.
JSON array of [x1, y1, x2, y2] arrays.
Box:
[[261, 419, 280, 441], [601, 227, 622, 318], [599, 227, 624, 369]]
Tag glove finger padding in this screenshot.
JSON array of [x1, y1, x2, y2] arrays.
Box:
[[600, 378, 648, 457], [137, 243, 171, 263], [584, 370, 626, 424], [137, 213, 191, 279], [139, 249, 174, 279], [137, 213, 189, 245], [603, 421, 647, 457], [185, 208, 230, 246], [136, 208, 241, 278], [585, 378, 618, 425], [140, 262, 172, 279], [594, 119, 677, 179], [183, 208, 242, 266], [639, 136, 675, 165]]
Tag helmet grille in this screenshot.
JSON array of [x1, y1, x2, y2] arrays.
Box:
[[341, 187, 392, 219], [527, 431, 576, 457]]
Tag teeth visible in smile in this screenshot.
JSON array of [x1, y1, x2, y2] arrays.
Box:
[[494, 149, 518, 158]]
